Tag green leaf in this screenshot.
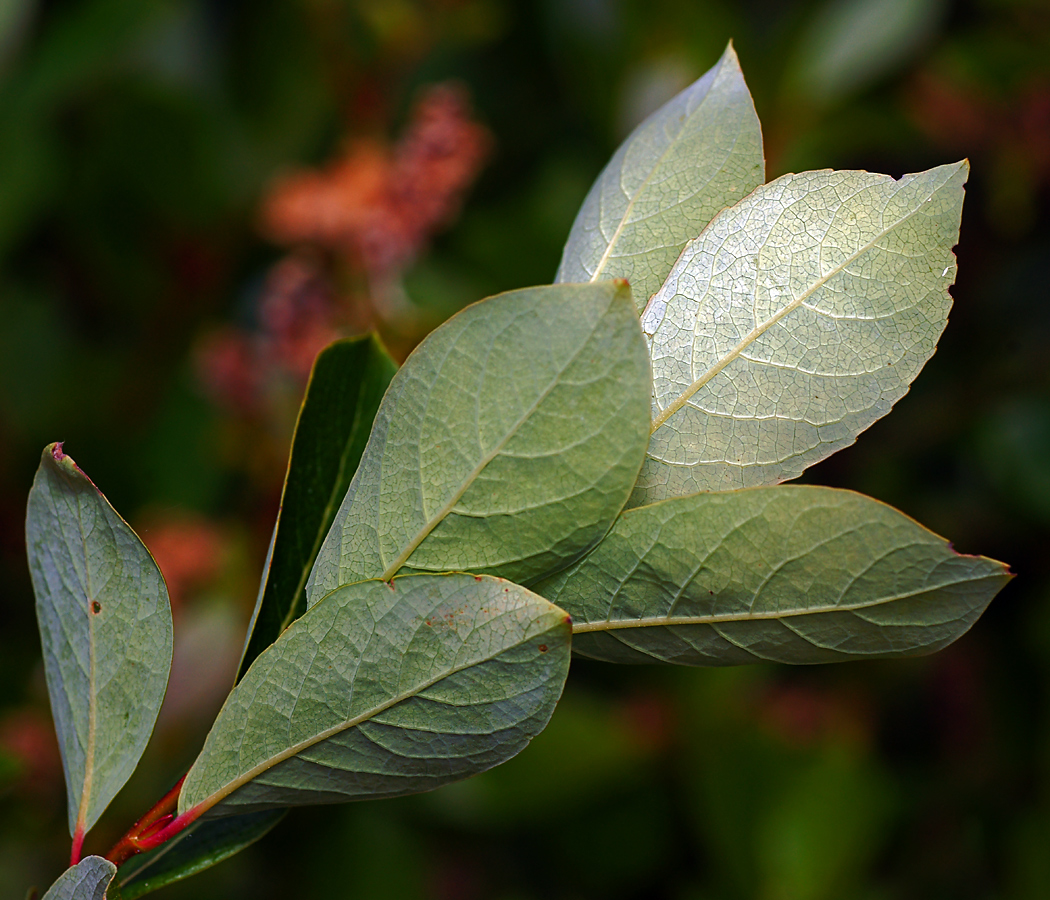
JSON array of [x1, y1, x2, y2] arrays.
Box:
[[179, 573, 571, 819], [0, 0, 35, 75], [237, 336, 397, 680], [556, 42, 764, 311], [26, 444, 173, 838], [634, 162, 968, 504], [536, 485, 1010, 665], [41, 856, 116, 900], [787, 0, 947, 106], [305, 281, 651, 598], [116, 811, 284, 899]]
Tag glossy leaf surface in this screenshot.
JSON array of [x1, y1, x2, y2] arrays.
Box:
[[180, 574, 571, 818], [635, 162, 967, 504], [306, 281, 650, 599], [117, 811, 285, 898], [537, 485, 1009, 665], [26, 444, 172, 837], [556, 42, 764, 310], [41, 856, 116, 900], [237, 336, 396, 680]]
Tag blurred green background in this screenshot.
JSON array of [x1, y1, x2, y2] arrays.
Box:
[[1, 0, 1048, 897]]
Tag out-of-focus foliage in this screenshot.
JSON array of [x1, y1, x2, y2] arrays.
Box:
[[0, 0, 1047, 898]]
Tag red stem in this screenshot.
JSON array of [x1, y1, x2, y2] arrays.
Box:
[[130, 806, 205, 853], [105, 775, 189, 867], [70, 825, 85, 866]]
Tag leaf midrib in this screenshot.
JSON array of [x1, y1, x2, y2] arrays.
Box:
[[589, 60, 723, 283], [378, 310, 604, 580], [571, 572, 999, 633], [73, 482, 98, 835], [186, 622, 555, 816], [648, 176, 950, 433]]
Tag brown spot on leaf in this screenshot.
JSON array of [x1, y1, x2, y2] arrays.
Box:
[[538, 644, 548, 653], [91, 601, 101, 615]]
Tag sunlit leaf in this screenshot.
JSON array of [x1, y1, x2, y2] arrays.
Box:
[[237, 336, 396, 680], [634, 162, 967, 504], [116, 811, 285, 899], [305, 281, 650, 599], [179, 574, 571, 819], [537, 485, 1010, 665], [556, 42, 764, 310], [26, 444, 172, 838], [41, 856, 116, 900]]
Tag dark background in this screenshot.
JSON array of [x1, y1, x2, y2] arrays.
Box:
[[1, 0, 1049, 897]]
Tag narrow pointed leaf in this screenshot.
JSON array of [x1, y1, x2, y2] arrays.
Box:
[[556, 42, 764, 310], [635, 162, 967, 504], [41, 856, 116, 900], [26, 444, 173, 837], [537, 485, 1010, 665], [305, 281, 650, 599], [116, 811, 284, 899], [237, 336, 396, 680], [179, 573, 571, 819]]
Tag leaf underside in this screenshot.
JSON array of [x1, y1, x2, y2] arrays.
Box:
[[634, 161, 968, 505], [238, 335, 397, 681], [41, 856, 116, 900], [536, 485, 1010, 666], [26, 444, 172, 836], [556, 41, 765, 309], [180, 573, 572, 819], [305, 281, 651, 601]]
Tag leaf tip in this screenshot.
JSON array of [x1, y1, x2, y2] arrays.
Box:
[[609, 278, 634, 307], [42, 441, 98, 489]]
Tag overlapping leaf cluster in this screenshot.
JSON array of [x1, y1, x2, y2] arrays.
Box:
[[27, 44, 1010, 899]]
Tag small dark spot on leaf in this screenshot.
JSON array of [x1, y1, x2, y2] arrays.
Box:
[[474, 575, 482, 581], [709, 590, 714, 595], [538, 644, 548, 653], [91, 601, 101, 614]]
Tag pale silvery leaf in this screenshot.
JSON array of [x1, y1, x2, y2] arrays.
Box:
[[25, 444, 172, 839], [634, 161, 967, 504], [556, 42, 764, 310], [179, 574, 571, 819], [537, 485, 1010, 665], [305, 281, 650, 600], [40, 856, 116, 900]]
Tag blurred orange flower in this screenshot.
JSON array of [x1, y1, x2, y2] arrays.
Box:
[[261, 82, 493, 276]]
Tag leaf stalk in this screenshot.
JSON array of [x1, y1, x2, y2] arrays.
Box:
[[104, 775, 189, 867]]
